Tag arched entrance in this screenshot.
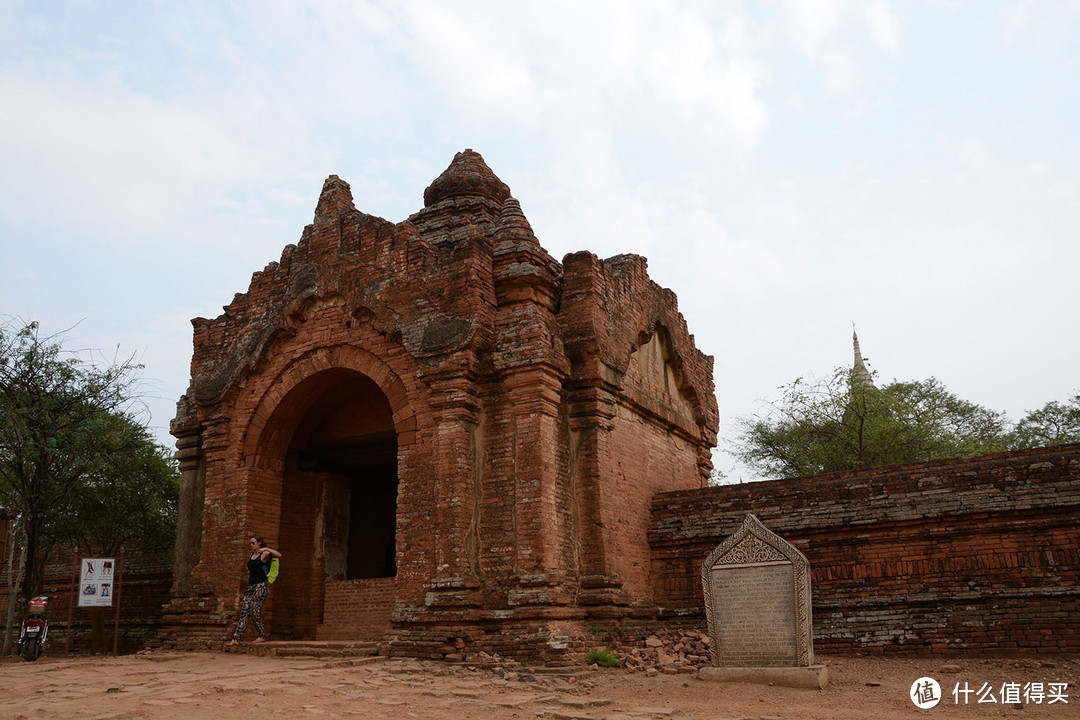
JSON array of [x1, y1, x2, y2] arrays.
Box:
[[256, 366, 400, 640]]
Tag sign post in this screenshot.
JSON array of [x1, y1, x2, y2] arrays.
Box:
[[112, 550, 124, 656], [65, 549, 79, 656]]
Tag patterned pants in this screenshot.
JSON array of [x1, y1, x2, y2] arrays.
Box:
[[233, 582, 270, 641]]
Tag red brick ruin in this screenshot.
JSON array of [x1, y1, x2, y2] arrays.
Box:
[[162, 150, 719, 657], [160, 150, 1078, 660]]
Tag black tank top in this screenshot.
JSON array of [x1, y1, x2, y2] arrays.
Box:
[[247, 553, 268, 585]]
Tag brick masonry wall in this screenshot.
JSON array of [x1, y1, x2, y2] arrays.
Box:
[[0, 548, 172, 656], [600, 403, 702, 600], [650, 444, 1080, 655]]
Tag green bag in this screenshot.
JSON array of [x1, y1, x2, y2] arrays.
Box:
[[266, 557, 280, 584]]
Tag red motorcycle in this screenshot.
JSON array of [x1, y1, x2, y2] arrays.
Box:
[[17, 595, 55, 661]]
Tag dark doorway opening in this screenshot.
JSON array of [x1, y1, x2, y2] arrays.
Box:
[[300, 429, 398, 579]]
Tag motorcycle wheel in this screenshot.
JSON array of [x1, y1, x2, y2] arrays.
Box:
[[20, 636, 40, 661]]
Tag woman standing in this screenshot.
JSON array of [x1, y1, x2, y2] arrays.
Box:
[[228, 535, 281, 645]]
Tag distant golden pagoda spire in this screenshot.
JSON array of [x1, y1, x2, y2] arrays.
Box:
[[852, 325, 873, 387]]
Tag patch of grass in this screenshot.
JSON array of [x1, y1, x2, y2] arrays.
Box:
[[585, 649, 621, 668]]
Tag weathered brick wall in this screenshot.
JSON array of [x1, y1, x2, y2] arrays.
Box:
[[0, 548, 172, 656], [650, 444, 1080, 655], [601, 403, 702, 600], [319, 578, 396, 640]]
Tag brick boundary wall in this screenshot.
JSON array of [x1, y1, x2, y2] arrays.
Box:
[[0, 549, 172, 656], [649, 444, 1080, 656]]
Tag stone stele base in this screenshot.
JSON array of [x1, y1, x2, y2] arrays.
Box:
[[698, 665, 829, 690]]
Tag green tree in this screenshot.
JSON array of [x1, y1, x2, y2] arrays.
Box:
[[1011, 392, 1080, 448], [48, 414, 178, 557], [0, 319, 150, 601], [736, 368, 1009, 479]]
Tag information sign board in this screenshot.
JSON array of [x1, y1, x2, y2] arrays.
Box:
[[78, 557, 115, 607]]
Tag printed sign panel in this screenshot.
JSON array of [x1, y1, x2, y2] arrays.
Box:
[[78, 558, 115, 607]]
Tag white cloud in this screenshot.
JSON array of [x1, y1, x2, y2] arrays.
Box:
[[818, 46, 860, 95], [782, 0, 858, 95], [0, 70, 239, 242], [865, 2, 901, 54], [958, 136, 991, 171], [1000, 1, 1033, 43], [781, 0, 903, 95], [397, 1, 543, 129], [638, 6, 769, 147], [786, 0, 844, 59], [680, 209, 800, 299], [386, 1, 771, 148]]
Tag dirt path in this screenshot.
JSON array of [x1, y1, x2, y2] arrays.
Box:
[[0, 652, 1075, 719]]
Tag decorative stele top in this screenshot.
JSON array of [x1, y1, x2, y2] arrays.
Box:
[[423, 149, 512, 207], [701, 514, 814, 667]]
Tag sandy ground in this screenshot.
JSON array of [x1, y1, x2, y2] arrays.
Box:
[[0, 651, 1076, 720]]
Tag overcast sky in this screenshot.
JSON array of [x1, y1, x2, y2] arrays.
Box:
[[2, 0, 1077, 482]]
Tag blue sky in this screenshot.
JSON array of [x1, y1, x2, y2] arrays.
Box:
[[2, 0, 1078, 481]]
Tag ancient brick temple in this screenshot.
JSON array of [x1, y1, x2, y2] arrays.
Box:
[[163, 150, 718, 656]]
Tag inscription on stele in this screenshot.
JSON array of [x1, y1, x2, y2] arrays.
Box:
[[701, 514, 814, 667]]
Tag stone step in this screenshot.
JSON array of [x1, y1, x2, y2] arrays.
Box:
[[226, 640, 381, 658]]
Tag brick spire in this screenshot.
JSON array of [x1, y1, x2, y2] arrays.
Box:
[[314, 174, 355, 225], [423, 149, 511, 207]]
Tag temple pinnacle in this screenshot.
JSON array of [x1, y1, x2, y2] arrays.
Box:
[[852, 326, 873, 387]]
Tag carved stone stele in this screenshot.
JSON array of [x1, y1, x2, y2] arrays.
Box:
[[701, 514, 813, 667]]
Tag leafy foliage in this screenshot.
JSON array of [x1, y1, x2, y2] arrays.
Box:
[[1011, 393, 1080, 448], [0, 319, 177, 601], [48, 414, 178, 557], [736, 368, 1009, 478]]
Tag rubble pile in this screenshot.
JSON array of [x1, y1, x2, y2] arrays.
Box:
[[611, 629, 712, 675]]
